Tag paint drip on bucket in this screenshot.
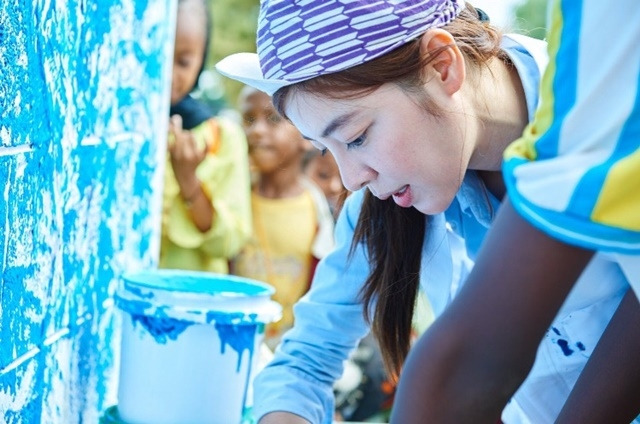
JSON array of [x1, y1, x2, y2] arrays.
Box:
[[114, 269, 281, 424]]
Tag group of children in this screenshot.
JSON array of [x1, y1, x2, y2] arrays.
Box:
[[162, 0, 341, 348], [231, 85, 336, 349], [160, 0, 640, 423]]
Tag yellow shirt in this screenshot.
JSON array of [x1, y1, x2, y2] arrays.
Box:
[[159, 117, 252, 274], [232, 189, 320, 349]]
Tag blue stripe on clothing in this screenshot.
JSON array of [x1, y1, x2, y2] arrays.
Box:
[[568, 68, 640, 215], [505, 158, 640, 252], [537, 0, 581, 161]]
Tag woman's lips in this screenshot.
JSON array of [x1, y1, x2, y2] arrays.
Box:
[[392, 185, 413, 208]]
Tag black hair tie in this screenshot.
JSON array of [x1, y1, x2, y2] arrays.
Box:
[[476, 7, 490, 22]]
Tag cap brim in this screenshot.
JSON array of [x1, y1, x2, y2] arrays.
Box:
[[215, 52, 290, 97]]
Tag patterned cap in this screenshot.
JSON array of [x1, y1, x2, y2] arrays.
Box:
[[216, 0, 465, 96]]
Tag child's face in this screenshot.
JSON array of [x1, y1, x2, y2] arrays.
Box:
[[170, 2, 207, 105], [305, 152, 343, 212], [285, 84, 471, 215], [240, 88, 307, 175]]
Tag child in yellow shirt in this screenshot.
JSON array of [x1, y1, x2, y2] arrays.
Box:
[[160, 0, 252, 273], [231, 86, 334, 350]]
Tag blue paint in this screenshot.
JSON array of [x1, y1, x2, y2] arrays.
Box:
[[118, 270, 278, 347], [115, 270, 280, 423], [131, 315, 191, 344], [100, 405, 125, 423], [206, 311, 254, 325], [1, 264, 43, 365], [126, 285, 155, 300], [215, 323, 258, 372], [1, 0, 175, 422], [122, 269, 275, 296], [551, 327, 561, 336], [576, 342, 585, 351], [117, 271, 279, 327], [216, 323, 259, 420], [0, 2, 50, 149], [113, 296, 154, 316], [556, 339, 574, 356]]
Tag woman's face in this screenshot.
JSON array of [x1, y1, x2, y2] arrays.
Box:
[[285, 84, 471, 214]]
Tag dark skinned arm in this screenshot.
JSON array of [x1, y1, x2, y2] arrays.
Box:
[[390, 199, 594, 423], [168, 114, 214, 233], [555, 289, 640, 423], [179, 179, 215, 232]]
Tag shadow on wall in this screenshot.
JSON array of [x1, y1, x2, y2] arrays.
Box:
[[0, 0, 175, 422]]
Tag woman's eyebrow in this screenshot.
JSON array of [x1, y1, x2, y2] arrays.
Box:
[[321, 112, 357, 138]]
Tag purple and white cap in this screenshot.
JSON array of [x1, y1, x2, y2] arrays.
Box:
[[216, 0, 466, 96]]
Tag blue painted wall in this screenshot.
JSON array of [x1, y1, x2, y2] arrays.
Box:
[[0, 0, 175, 422]]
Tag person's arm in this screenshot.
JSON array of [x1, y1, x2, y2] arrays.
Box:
[[252, 189, 371, 424], [195, 118, 253, 259], [391, 1, 640, 419], [168, 114, 213, 232], [556, 289, 640, 423], [259, 412, 310, 424], [391, 199, 593, 423], [164, 117, 253, 263]]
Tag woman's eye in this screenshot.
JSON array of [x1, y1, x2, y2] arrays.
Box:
[[346, 132, 367, 150], [268, 114, 282, 124]]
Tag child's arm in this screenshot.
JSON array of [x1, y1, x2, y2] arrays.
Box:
[[195, 118, 252, 259], [168, 114, 213, 232], [391, 200, 593, 422], [556, 289, 640, 423]]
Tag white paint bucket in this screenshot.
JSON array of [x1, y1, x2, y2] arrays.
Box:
[[114, 269, 281, 424]]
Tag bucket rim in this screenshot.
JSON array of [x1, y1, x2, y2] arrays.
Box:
[[120, 269, 275, 297], [116, 269, 282, 324]]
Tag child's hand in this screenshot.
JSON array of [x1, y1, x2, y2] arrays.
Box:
[[168, 114, 209, 198]]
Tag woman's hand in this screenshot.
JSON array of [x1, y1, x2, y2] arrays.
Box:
[[168, 114, 208, 199], [259, 412, 311, 424]]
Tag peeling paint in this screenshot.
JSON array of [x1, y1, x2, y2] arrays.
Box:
[[0, 0, 175, 422]]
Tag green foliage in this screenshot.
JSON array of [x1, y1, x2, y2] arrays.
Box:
[[208, 0, 260, 107], [513, 0, 548, 40]]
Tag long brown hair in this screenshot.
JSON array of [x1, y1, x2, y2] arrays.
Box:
[[273, 5, 506, 379]]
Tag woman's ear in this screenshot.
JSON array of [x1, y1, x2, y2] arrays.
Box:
[[419, 29, 465, 95]]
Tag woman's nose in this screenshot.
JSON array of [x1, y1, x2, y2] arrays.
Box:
[[338, 161, 375, 192]]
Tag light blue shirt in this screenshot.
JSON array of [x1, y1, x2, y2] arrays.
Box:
[[252, 34, 632, 424]]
